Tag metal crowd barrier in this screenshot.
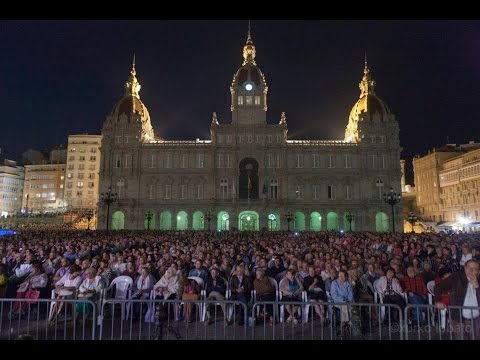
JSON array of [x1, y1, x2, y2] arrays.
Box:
[[0, 298, 96, 340], [404, 304, 480, 340], [251, 301, 404, 340], [99, 298, 248, 340], [2, 297, 479, 341]]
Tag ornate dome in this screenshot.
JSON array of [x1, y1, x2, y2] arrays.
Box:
[[108, 62, 155, 142], [348, 63, 391, 123], [231, 33, 267, 88], [345, 62, 392, 142], [111, 95, 151, 120]]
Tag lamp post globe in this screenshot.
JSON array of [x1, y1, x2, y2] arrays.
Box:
[[145, 210, 153, 230], [407, 212, 418, 233], [383, 187, 401, 233], [85, 210, 94, 231], [205, 210, 212, 231], [345, 212, 355, 232], [101, 187, 117, 232], [285, 211, 293, 232]]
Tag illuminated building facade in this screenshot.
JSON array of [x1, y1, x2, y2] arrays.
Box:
[[0, 159, 24, 216], [99, 32, 402, 231], [64, 134, 102, 210]]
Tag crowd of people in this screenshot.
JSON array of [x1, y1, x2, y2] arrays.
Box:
[[0, 229, 479, 336]]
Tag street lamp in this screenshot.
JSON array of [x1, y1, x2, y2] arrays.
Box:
[[205, 210, 212, 231], [85, 209, 94, 231], [145, 210, 153, 230], [383, 187, 401, 233], [101, 187, 117, 232], [268, 213, 275, 231], [407, 212, 418, 233], [285, 211, 293, 231], [345, 212, 355, 231]]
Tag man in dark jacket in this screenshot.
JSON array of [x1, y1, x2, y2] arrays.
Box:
[[229, 264, 251, 325], [205, 268, 227, 324], [434, 260, 480, 339]]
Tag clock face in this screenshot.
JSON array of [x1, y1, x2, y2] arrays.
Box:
[[245, 83, 253, 91]]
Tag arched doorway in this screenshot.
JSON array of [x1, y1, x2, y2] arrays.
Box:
[[327, 212, 339, 231], [294, 211, 305, 231], [143, 210, 156, 230], [239, 158, 259, 200], [176, 211, 188, 230], [310, 212, 322, 231], [159, 211, 172, 230], [376, 212, 389, 232], [238, 210, 259, 231], [217, 211, 230, 231], [192, 211, 204, 230], [112, 211, 124, 230], [267, 212, 280, 231]]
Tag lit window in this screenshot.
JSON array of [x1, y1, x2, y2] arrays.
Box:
[[254, 96, 261, 105], [246, 96, 253, 105], [295, 185, 302, 199], [345, 155, 351, 168], [329, 154, 335, 168], [165, 185, 171, 199], [346, 185, 352, 200], [238, 96, 243, 105], [197, 154, 204, 168]]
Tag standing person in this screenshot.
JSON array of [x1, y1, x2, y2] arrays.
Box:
[[434, 260, 480, 340]]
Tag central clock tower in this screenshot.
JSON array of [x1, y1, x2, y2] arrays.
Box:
[[230, 31, 268, 125]]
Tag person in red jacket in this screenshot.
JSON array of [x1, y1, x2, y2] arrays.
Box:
[[401, 266, 428, 324]]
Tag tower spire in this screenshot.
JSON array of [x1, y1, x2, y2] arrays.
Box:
[[243, 21, 256, 65], [359, 55, 376, 97], [124, 56, 141, 98]]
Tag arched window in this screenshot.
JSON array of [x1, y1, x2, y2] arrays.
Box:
[[116, 178, 125, 199], [220, 178, 228, 199], [270, 179, 278, 199], [375, 179, 384, 199]]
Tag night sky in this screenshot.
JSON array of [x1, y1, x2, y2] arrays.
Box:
[[1, 20, 479, 183]]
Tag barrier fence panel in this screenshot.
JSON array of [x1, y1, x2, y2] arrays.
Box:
[[251, 301, 403, 340], [404, 304, 480, 340], [99, 299, 247, 340], [0, 298, 96, 340], [2, 297, 478, 341]]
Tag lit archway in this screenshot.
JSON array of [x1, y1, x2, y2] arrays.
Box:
[[192, 211, 204, 230], [238, 210, 259, 231], [327, 212, 339, 231], [310, 212, 322, 231], [144, 210, 156, 230], [294, 211, 305, 231], [375, 212, 389, 232], [159, 211, 172, 230], [112, 211, 125, 230], [176, 211, 188, 230], [267, 212, 281, 231], [217, 211, 230, 231]]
